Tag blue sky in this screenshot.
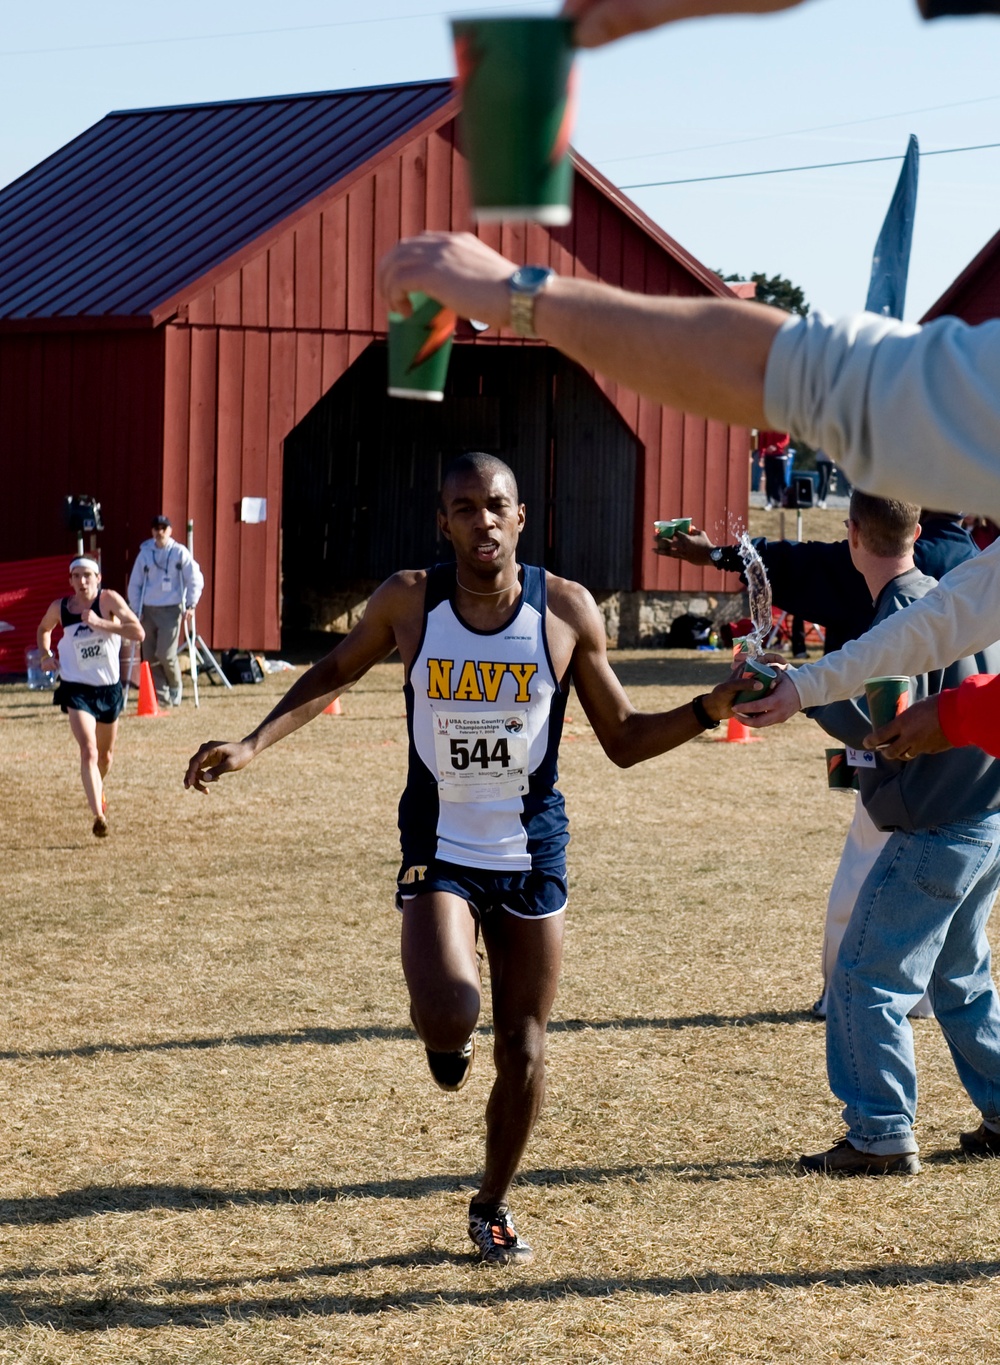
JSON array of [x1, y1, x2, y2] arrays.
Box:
[[2, 0, 998, 319]]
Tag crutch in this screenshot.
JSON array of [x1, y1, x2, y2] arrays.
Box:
[[122, 563, 148, 709], [185, 518, 200, 708]]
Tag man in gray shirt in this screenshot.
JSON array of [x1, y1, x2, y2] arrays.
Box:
[[799, 492, 1000, 1175], [127, 515, 204, 707]]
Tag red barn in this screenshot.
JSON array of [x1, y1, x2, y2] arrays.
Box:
[[0, 80, 749, 650], [922, 225, 1000, 325]]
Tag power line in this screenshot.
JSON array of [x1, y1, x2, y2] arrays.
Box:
[[0, 2, 547, 58], [601, 93, 1000, 165], [619, 140, 1000, 189]]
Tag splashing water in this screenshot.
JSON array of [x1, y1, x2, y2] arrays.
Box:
[[736, 532, 772, 658]]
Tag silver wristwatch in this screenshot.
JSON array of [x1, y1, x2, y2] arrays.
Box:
[[508, 266, 555, 339]]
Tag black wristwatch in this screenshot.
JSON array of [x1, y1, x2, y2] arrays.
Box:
[[708, 546, 725, 567]]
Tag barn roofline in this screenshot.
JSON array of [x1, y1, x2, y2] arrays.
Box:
[[921, 224, 1000, 321], [149, 93, 464, 326], [149, 112, 737, 324], [0, 78, 738, 334], [108, 77, 453, 119]]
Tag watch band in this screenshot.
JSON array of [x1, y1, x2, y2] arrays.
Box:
[[509, 289, 539, 339], [691, 694, 721, 730], [508, 266, 555, 339]]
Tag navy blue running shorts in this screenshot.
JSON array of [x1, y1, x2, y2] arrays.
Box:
[[396, 859, 567, 921], [53, 680, 124, 725]]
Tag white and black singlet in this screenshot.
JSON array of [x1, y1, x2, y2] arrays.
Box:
[[56, 594, 121, 686], [399, 563, 569, 874]]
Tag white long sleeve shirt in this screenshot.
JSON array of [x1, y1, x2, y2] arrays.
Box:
[[762, 308, 1000, 710], [127, 538, 204, 613], [765, 311, 1000, 521]]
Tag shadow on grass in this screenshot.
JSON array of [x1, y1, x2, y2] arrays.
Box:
[[608, 655, 733, 690], [0, 1010, 813, 1064], [1, 1256, 999, 1330], [0, 1155, 799, 1229]]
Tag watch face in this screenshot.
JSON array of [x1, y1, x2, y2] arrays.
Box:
[[511, 266, 553, 293]]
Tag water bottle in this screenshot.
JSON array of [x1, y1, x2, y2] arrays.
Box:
[[26, 647, 56, 690]]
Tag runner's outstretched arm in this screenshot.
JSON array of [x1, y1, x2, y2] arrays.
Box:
[[549, 578, 749, 765], [184, 574, 409, 792]]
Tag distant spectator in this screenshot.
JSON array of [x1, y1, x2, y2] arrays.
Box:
[[127, 515, 204, 707], [760, 431, 791, 509], [815, 450, 835, 508], [964, 515, 1000, 551]]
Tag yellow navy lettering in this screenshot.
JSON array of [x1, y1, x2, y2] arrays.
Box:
[[425, 658, 538, 703]]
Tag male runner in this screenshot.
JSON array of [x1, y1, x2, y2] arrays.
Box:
[[185, 452, 745, 1265], [37, 556, 144, 837]]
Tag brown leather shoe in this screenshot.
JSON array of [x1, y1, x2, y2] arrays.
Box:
[[797, 1137, 920, 1176], [959, 1122, 1000, 1157]]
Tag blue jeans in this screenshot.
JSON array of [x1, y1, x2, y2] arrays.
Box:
[[827, 812, 1000, 1154]]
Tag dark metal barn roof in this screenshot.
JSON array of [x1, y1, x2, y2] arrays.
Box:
[[0, 79, 453, 322]]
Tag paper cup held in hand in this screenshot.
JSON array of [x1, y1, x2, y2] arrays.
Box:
[[654, 517, 692, 541], [387, 293, 456, 401], [452, 15, 576, 225], [735, 657, 777, 707], [826, 747, 859, 790], [864, 675, 910, 731]]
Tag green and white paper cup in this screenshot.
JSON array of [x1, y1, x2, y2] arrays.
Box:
[[653, 517, 692, 540], [864, 675, 910, 731], [387, 293, 456, 401], [735, 657, 777, 706], [452, 15, 576, 225], [826, 748, 858, 790]]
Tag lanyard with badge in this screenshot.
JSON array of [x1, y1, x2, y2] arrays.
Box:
[[153, 543, 176, 594]]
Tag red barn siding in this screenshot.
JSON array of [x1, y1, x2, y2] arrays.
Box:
[[0, 554, 69, 673], [923, 226, 1000, 326], [0, 330, 164, 587], [155, 116, 748, 647]]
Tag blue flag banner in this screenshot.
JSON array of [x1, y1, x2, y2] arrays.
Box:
[[865, 134, 920, 320]]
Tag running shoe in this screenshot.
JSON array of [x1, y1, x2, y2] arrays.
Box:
[[425, 1035, 475, 1092], [101, 791, 108, 815], [92, 814, 109, 838], [468, 1203, 533, 1266]]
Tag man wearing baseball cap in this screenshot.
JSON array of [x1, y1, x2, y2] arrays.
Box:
[[127, 516, 204, 707]]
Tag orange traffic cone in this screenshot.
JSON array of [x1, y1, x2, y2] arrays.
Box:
[[716, 714, 760, 743], [136, 661, 165, 717], [323, 696, 342, 716]]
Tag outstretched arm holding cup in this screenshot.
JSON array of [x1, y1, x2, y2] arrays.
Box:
[[560, 0, 998, 48]]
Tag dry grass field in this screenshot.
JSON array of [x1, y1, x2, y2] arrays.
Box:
[[5, 611, 1000, 1364]]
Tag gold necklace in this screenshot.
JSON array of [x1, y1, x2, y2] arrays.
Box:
[[455, 572, 520, 597]]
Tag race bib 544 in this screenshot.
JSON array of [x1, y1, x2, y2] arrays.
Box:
[[432, 710, 529, 802]]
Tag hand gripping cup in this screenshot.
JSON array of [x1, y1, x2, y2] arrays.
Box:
[[735, 657, 777, 706], [451, 15, 577, 225], [826, 747, 859, 791], [864, 675, 911, 731], [387, 293, 457, 401], [653, 518, 692, 541]]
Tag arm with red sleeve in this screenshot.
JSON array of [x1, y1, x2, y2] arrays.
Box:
[[937, 675, 1000, 757]]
